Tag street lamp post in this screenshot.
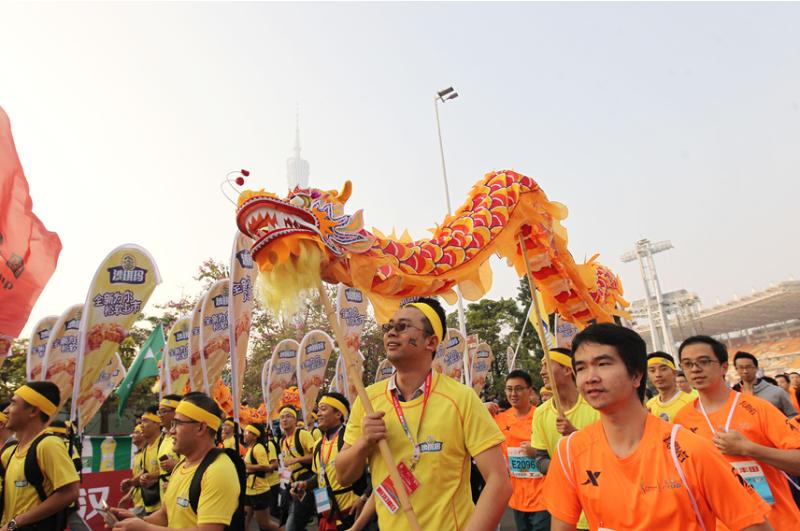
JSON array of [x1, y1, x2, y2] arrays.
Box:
[[434, 86, 470, 378]]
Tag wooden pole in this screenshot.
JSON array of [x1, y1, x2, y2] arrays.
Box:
[[517, 233, 564, 414], [317, 281, 423, 531]]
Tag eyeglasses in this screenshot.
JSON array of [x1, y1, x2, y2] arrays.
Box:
[[157, 409, 173, 415], [680, 358, 720, 371], [505, 386, 530, 394], [381, 322, 425, 335], [170, 419, 199, 429]]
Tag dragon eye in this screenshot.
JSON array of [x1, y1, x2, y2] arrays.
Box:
[[289, 196, 306, 207]]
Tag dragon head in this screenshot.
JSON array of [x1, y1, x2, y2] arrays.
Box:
[[236, 181, 373, 272]]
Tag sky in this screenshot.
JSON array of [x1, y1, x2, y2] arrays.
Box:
[[2, 1, 799, 337]]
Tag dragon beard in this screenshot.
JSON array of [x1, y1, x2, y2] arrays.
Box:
[[254, 238, 324, 317]]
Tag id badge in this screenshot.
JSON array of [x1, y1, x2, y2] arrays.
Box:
[[732, 460, 774, 505], [314, 487, 332, 514], [507, 447, 543, 479], [375, 462, 421, 514]]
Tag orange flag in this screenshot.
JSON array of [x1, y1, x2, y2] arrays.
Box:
[[0, 107, 62, 337]]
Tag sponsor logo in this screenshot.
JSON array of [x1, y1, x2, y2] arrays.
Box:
[[177, 497, 190, 508], [65, 318, 81, 331], [212, 294, 228, 308], [418, 436, 443, 453], [107, 255, 147, 284], [37, 328, 51, 341], [174, 330, 189, 342], [235, 249, 254, 269], [581, 470, 601, 487], [344, 288, 363, 303]]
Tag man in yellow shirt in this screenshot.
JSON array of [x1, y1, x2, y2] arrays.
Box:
[[336, 297, 511, 531], [279, 406, 317, 531], [645, 352, 694, 422], [530, 348, 599, 531], [120, 425, 146, 517], [157, 394, 182, 496], [293, 392, 366, 531], [676, 371, 699, 397], [136, 406, 164, 514], [243, 423, 280, 531], [111, 392, 242, 530], [0, 381, 79, 530]]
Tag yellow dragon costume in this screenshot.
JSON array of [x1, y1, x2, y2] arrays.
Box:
[[235, 169, 627, 326]]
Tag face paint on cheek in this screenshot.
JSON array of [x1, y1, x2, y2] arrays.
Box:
[[408, 338, 417, 346]]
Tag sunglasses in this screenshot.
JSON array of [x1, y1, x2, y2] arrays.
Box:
[[381, 322, 425, 334]]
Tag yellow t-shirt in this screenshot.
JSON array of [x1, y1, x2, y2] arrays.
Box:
[[313, 428, 358, 513], [281, 429, 315, 481], [646, 391, 695, 422], [163, 451, 241, 527], [0, 431, 80, 525], [266, 441, 280, 488], [141, 437, 162, 512], [157, 433, 179, 496], [245, 443, 275, 495], [222, 436, 236, 450], [343, 371, 505, 531], [531, 394, 599, 530], [131, 450, 144, 509], [311, 426, 323, 442]]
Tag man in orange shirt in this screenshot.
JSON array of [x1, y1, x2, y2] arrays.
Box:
[[675, 335, 800, 530], [487, 370, 547, 531], [543, 323, 772, 531]]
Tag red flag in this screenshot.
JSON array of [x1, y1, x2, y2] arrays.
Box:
[[0, 107, 62, 338]]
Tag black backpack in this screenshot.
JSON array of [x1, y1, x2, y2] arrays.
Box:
[[246, 442, 268, 479], [313, 428, 368, 498], [0, 433, 70, 530], [282, 429, 314, 478], [188, 448, 246, 531], [139, 433, 164, 508]]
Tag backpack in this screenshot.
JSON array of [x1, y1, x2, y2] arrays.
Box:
[[188, 448, 246, 531], [0, 433, 70, 530], [282, 430, 314, 478], [313, 427, 368, 504], [247, 442, 268, 478]]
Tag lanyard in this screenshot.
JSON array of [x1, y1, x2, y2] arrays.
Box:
[[698, 392, 740, 434], [389, 371, 432, 469], [318, 427, 342, 487]]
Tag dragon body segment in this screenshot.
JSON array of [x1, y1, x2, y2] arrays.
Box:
[[236, 170, 627, 326]]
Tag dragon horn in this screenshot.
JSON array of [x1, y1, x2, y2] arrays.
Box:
[[339, 180, 352, 204]]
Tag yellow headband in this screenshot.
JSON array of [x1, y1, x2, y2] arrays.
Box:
[[142, 412, 161, 424], [319, 396, 348, 418], [175, 401, 222, 432], [160, 398, 180, 410], [0, 412, 7, 424], [49, 426, 67, 435], [647, 357, 676, 370], [245, 424, 262, 436], [405, 303, 444, 342], [15, 385, 57, 418], [224, 419, 235, 427], [280, 407, 298, 418], [548, 351, 573, 370]]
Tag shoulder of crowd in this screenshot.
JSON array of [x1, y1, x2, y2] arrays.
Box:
[[558, 420, 601, 457], [364, 378, 390, 400]]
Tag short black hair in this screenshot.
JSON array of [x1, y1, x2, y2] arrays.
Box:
[[762, 376, 778, 386], [676, 371, 687, 379], [50, 419, 67, 429], [23, 381, 60, 422], [733, 351, 758, 368], [319, 391, 350, 419], [404, 297, 446, 340], [144, 405, 159, 416], [678, 335, 728, 364], [181, 392, 222, 437], [776, 374, 790, 384], [0, 400, 9, 412], [162, 393, 183, 405], [550, 347, 572, 356], [791, 372, 800, 377], [506, 370, 532, 387], [572, 323, 648, 402]]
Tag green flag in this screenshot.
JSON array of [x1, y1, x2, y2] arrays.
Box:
[[82, 435, 133, 472], [115, 324, 164, 418]]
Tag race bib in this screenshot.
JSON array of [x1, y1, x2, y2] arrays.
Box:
[[507, 447, 543, 479], [375, 462, 421, 514], [733, 460, 774, 505], [314, 487, 332, 514]]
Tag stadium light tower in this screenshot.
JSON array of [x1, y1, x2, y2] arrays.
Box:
[[621, 239, 676, 355]]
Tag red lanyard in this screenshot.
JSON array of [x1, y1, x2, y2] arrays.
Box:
[[389, 372, 432, 469], [320, 428, 340, 467]]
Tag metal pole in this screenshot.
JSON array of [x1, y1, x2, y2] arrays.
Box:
[[434, 95, 469, 377], [636, 249, 661, 351], [647, 251, 675, 356]]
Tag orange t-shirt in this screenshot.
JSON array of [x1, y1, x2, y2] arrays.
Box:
[[493, 407, 544, 512], [674, 391, 800, 530], [543, 414, 768, 530]]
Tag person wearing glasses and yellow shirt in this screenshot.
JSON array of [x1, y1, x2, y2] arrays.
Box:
[[336, 297, 510, 531]]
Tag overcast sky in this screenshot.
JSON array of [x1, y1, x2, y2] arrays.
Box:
[[3, 2, 799, 336]]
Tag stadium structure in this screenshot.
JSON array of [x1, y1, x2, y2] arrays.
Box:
[[630, 280, 800, 381]]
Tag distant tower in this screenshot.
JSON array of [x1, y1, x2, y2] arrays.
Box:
[[286, 111, 309, 190]]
